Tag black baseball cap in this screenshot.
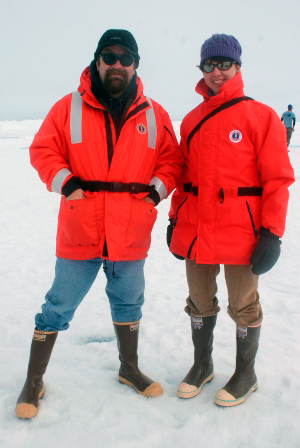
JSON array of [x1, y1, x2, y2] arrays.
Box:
[[94, 29, 140, 67]]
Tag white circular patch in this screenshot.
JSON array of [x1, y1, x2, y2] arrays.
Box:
[[137, 124, 147, 134], [229, 130, 242, 143]]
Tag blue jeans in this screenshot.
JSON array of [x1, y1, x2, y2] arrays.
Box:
[[35, 257, 145, 331]]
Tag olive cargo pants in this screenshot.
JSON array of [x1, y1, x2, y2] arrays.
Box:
[[185, 260, 262, 327]]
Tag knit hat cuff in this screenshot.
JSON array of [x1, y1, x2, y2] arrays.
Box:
[[202, 45, 241, 65]]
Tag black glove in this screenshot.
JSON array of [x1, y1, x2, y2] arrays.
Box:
[[250, 227, 281, 275], [166, 219, 185, 260]]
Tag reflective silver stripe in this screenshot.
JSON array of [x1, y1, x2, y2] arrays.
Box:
[[51, 168, 72, 194], [70, 91, 82, 144], [145, 97, 157, 149], [149, 176, 167, 201]]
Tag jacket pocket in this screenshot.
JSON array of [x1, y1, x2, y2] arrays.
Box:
[[125, 199, 158, 248], [187, 236, 197, 259], [246, 201, 258, 238], [173, 196, 188, 228], [60, 197, 100, 247]]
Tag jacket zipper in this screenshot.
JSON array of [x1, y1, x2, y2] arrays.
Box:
[[101, 100, 151, 258], [246, 201, 258, 238]]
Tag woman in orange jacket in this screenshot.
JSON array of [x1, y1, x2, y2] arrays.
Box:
[[168, 34, 294, 407]]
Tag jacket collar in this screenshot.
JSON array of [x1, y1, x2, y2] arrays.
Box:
[[78, 65, 145, 110], [195, 71, 245, 111]]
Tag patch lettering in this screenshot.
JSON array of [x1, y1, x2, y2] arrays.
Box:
[[130, 323, 139, 331], [33, 333, 46, 342], [229, 130, 242, 143], [237, 326, 247, 338], [192, 317, 203, 329], [137, 124, 147, 134]]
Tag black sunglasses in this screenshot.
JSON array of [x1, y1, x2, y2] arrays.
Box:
[[100, 53, 135, 67], [202, 60, 236, 73]]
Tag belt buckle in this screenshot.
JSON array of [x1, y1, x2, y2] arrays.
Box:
[[192, 186, 198, 196], [111, 182, 123, 192], [129, 183, 137, 193], [183, 183, 192, 193]]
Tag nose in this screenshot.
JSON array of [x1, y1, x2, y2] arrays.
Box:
[[211, 65, 222, 74], [112, 59, 122, 69]]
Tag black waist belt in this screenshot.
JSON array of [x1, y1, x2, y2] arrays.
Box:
[[237, 187, 263, 196], [183, 183, 199, 196], [78, 180, 154, 194], [183, 183, 263, 197]]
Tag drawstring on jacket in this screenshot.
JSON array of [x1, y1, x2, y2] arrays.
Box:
[[103, 260, 108, 273], [102, 260, 119, 278], [112, 262, 119, 278]]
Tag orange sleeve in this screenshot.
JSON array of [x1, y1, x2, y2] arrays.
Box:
[[169, 119, 190, 219], [29, 95, 72, 192], [150, 105, 184, 198], [253, 107, 295, 236]]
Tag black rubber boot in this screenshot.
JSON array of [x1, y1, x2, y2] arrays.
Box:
[[214, 325, 261, 407], [15, 329, 58, 418], [177, 315, 217, 398], [113, 322, 163, 397]]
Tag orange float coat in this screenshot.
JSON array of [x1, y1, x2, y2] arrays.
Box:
[[169, 72, 294, 264], [30, 68, 182, 261]]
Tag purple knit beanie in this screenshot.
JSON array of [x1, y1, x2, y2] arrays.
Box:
[[200, 34, 242, 67]]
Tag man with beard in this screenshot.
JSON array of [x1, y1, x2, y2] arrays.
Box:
[[15, 29, 182, 419]]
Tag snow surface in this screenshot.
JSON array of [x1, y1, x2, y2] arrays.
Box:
[[0, 120, 300, 448]]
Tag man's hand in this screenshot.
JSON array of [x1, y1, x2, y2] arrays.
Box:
[[142, 197, 155, 206], [66, 189, 85, 200]]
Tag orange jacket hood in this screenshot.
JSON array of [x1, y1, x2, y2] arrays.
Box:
[[78, 66, 144, 109]]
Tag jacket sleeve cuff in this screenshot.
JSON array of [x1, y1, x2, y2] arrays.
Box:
[[149, 176, 167, 201], [61, 176, 82, 197], [260, 227, 280, 240], [146, 189, 160, 206]]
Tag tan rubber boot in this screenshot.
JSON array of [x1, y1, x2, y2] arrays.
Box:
[[114, 321, 163, 397], [15, 329, 58, 418], [214, 325, 261, 407], [177, 315, 217, 398]]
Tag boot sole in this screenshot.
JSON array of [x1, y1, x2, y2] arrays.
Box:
[[214, 382, 258, 407], [177, 372, 214, 399], [15, 386, 45, 419], [118, 376, 163, 397]]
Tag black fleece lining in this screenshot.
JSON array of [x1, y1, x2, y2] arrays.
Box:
[[122, 102, 149, 126], [104, 111, 114, 169]]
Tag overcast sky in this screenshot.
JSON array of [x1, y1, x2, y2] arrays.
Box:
[[1, 0, 299, 121]]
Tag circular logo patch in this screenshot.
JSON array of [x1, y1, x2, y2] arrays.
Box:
[[137, 124, 147, 134], [229, 130, 242, 143]]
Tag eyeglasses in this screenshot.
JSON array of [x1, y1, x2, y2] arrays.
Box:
[[202, 60, 236, 73], [100, 53, 135, 67]]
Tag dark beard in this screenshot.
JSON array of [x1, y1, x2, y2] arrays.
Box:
[[103, 68, 129, 95]]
